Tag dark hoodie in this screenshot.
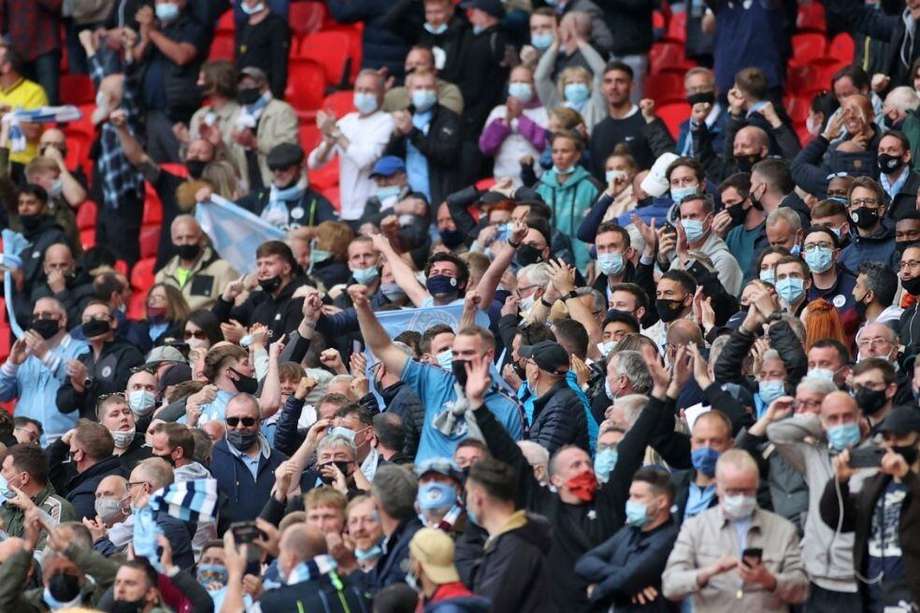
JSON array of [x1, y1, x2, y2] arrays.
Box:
[[19, 215, 68, 291], [470, 511, 554, 613], [212, 273, 307, 339], [840, 221, 898, 273]]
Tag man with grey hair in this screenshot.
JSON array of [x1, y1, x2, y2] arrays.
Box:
[[765, 206, 803, 253], [516, 262, 551, 315], [370, 464, 421, 590], [606, 350, 653, 400], [212, 394, 286, 530]]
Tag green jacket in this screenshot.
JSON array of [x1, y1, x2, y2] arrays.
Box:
[[0, 485, 76, 548], [904, 111, 920, 175], [535, 165, 601, 272]]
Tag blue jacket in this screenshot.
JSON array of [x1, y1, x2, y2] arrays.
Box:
[[95, 510, 195, 570], [839, 223, 898, 273], [371, 518, 422, 590], [574, 519, 680, 611], [211, 438, 287, 531]]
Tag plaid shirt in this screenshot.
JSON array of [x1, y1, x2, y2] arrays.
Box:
[[0, 0, 62, 61], [90, 55, 144, 210]]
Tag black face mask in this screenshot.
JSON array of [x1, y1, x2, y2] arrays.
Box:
[[687, 91, 716, 106], [82, 318, 111, 338], [515, 244, 544, 267], [854, 295, 868, 319], [318, 460, 353, 484], [19, 213, 43, 232], [259, 276, 282, 293], [226, 429, 259, 452], [48, 572, 81, 603], [31, 317, 59, 340], [229, 368, 259, 394], [440, 228, 465, 249], [894, 444, 919, 466], [185, 159, 206, 179], [451, 359, 470, 388], [734, 154, 761, 173], [878, 153, 907, 175], [175, 243, 201, 261], [656, 298, 686, 323], [110, 600, 145, 613], [851, 207, 879, 230], [238, 87, 262, 106], [726, 203, 747, 226], [155, 451, 176, 467], [853, 386, 888, 415], [512, 361, 526, 379], [904, 275, 920, 297]]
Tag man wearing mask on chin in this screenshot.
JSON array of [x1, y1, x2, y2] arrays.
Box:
[[663, 449, 809, 611], [214, 240, 306, 338], [0, 297, 87, 445], [154, 214, 239, 311], [97, 394, 152, 473], [840, 177, 898, 273], [211, 394, 286, 530], [235, 142, 336, 232], [56, 302, 144, 420], [467, 349, 680, 612]]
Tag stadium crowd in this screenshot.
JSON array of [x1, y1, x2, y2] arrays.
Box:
[[1, 0, 920, 612]]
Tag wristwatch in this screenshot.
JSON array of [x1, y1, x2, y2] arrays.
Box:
[[508, 239, 521, 249], [563, 290, 579, 301]]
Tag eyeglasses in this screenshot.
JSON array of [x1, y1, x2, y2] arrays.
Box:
[[226, 416, 257, 427], [127, 481, 148, 489], [184, 329, 208, 340], [802, 243, 834, 253], [129, 365, 157, 375], [856, 337, 894, 348], [899, 260, 920, 272], [851, 198, 880, 209]]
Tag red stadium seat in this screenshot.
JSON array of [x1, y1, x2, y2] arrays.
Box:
[[216, 10, 235, 35], [76, 200, 97, 230], [475, 178, 496, 192], [644, 73, 686, 105], [787, 64, 819, 95], [139, 225, 160, 260], [796, 2, 826, 32], [318, 24, 363, 83], [318, 185, 340, 211], [286, 59, 326, 117], [648, 42, 692, 76], [80, 229, 96, 250], [289, 1, 327, 37], [656, 102, 691, 140], [59, 74, 95, 106], [0, 324, 10, 362], [143, 187, 163, 226], [299, 124, 322, 152], [160, 163, 189, 178], [209, 32, 236, 62], [130, 258, 156, 291], [785, 95, 811, 126], [298, 31, 352, 87], [652, 10, 666, 31], [309, 160, 340, 190], [830, 32, 856, 64], [323, 90, 356, 118], [127, 292, 147, 320], [114, 260, 128, 276], [789, 33, 827, 66], [665, 10, 687, 42]]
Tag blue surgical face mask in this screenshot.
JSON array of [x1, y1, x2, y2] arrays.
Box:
[[776, 277, 805, 305], [625, 499, 649, 527], [417, 481, 457, 511], [240, 1, 265, 15], [759, 268, 775, 286], [353, 92, 379, 115], [436, 349, 453, 370], [606, 169, 627, 184], [803, 246, 834, 274], [682, 219, 706, 243], [594, 447, 618, 483], [381, 282, 406, 302], [411, 89, 437, 113], [424, 21, 448, 35], [328, 426, 356, 442], [758, 379, 786, 405], [553, 164, 574, 176], [597, 252, 625, 276], [671, 185, 697, 204], [826, 422, 861, 451], [0, 474, 11, 502], [597, 341, 615, 358], [531, 32, 554, 49], [352, 266, 379, 285], [564, 82, 590, 105], [508, 82, 533, 104], [472, 25, 485, 35], [807, 367, 836, 383], [691, 446, 720, 477], [355, 543, 383, 561], [155, 2, 180, 22], [376, 185, 401, 202]]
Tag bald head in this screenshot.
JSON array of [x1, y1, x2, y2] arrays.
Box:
[[281, 524, 327, 562], [733, 126, 769, 159], [130, 457, 174, 490], [97, 474, 128, 499], [43, 243, 74, 275], [666, 319, 703, 347]]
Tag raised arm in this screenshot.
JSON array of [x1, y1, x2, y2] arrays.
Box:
[[257, 336, 284, 418], [110, 109, 150, 168], [370, 232, 429, 306], [475, 221, 526, 308], [348, 284, 410, 377]]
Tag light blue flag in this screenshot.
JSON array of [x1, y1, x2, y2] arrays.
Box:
[[1, 229, 27, 339], [194, 194, 285, 274]]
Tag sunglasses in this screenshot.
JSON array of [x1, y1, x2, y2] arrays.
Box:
[[184, 329, 208, 340], [226, 416, 257, 427]]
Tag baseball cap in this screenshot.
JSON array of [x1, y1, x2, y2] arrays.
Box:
[[369, 156, 406, 178], [460, 0, 505, 18], [414, 458, 463, 482], [520, 341, 569, 375], [409, 528, 461, 584], [879, 405, 920, 436], [239, 66, 268, 83], [640, 152, 680, 198], [146, 346, 185, 367]]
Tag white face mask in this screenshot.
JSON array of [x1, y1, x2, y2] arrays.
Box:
[[519, 294, 536, 312], [597, 341, 615, 358], [128, 390, 157, 417], [721, 493, 756, 520], [436, 349, 453, 370], [110, 429, 135, 450]]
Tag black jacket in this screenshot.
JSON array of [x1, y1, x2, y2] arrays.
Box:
[[371, 518, 423, 590], [62, 455, 127, 521], [791, 130, 881, 197], [714, 319, 808, 397], [694, 111, 801, 183], [456, 25, 510, 135], [600, 0, 657, 55], [327, 0, 410, 79], [212, 275, 306, 339], [530, 381, 589, 454], [236, 185, 337, 231], [382, 0, 468, 83], [820, 470, 920, 606], [473, 391, 666, 612], [19, 215, 68, 292], [259, 570, 371, 612], [887, 170, 920, 221], [469, 512, 554, 613], [55, 340, 144, 420], [384, 103, 463, 208]]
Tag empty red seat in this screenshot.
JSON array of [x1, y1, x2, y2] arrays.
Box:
[[786, 64, 819, 95], [298, 31, 352, 87], [299, 124, 322, 152], [796, 2, 826, 32], [139, 226, 160, 260], [644, 73, 686, 105], [216, 9, 235, 35], [318, 185, 340, 211], [286, 59, 326, 117], [665, 10, 687, 42], [323, 90, 355, 117], [648, 42, 691, 75], [209, 33, 236, 62], [289, 1, 327, 37], [80, 228, 96, 250], [830, 32, 855, 63], [656, 102, 691, 139], [309, 160, 339, 190], [76, 200, 97, 230], [790, 33, 827, 66], [143, 188, 163, 226], [785, 95, 811, 126], [127, 292, 147, 320], [130, 257, 156, 291], [59, 74, 95, 106], [323, 24, 364, 83]]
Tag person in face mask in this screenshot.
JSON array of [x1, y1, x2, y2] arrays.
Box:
[[876, 132, 919, 220], [850, 358, 898, 432], [383, 46, 464, 114], [387, 68, 462, 208], [211, 394, 286, 527], [14, 185, 69, 290], [345, 236, 382, 294], [800, 227, 859, 324], [896, 212, 920, 261], [852, 263, 902, 335], [521, 341, 588, 453], [514, 262, 550, 317], [419, 253, 469, 307], [527, 8, 557, 56], [730, 125, 770, 174], [39, 556, 87, 610], [346, 495, 385, 573], [110, 560, 164, 612], [840, 178, 896, 274], [414, 459, 466, 535], [651, 270, 694, 337], [0, 444, 77, 543], [182, 311, 221, 352], [512, 221, 553, 269], [24, 156, 85, 251], [93, 475, 130, 533], [718, 173, 768, 277], [97, 395, 150, 470], [662, 449, 809, 609], [669, 193, 744, 297], [365, 156, 411, 215], [576, 466, 678, 610], [155, 215, 239, 311], [810, 198, 852, 250], [592, 223, 636, 295], [666, 157, 704, 208], [593, 426, 623, 484], [774, 257, 811, 315], [596, 311, 640, 361], [141, 284, 187, 347]]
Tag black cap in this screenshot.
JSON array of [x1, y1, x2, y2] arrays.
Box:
[[879, 405, 920, 436], [520, 341, 569, 375], [460, 0, 505, 18], [479, 191, 507, 207], [157, 362, 192, 394], [514, 186, 545, 206], [266, 143, 305, 171]]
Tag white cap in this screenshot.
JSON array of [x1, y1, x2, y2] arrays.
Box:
[[640, 152, 680, 198]]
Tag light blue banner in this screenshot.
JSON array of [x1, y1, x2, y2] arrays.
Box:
[[194, 195, 285, 274]]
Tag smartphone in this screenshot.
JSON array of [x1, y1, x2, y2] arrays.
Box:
[[662, 221, 677, 235], [741, 548, 763, 567], [849, 445, 886, 468], [230, 521, 265, 545]]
